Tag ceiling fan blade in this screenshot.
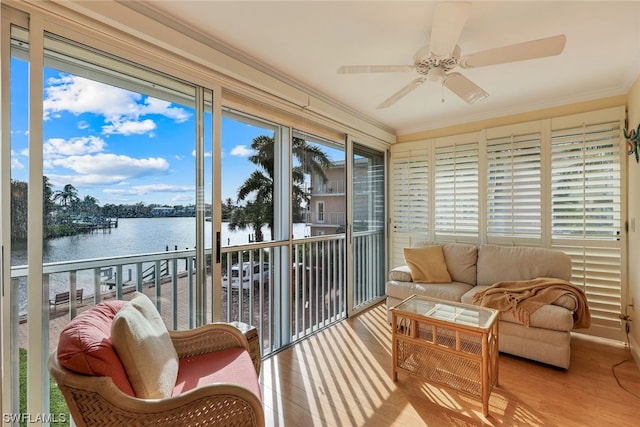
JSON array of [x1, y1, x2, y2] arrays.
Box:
[[443, 72, 489, 104], [460, 34, 566, 69], [337, 65, 415, 74], [429, 2, 472, 57], [377, 78, 425, 109]]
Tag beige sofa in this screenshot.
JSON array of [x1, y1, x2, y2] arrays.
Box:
[[386, 242, 586, 369]]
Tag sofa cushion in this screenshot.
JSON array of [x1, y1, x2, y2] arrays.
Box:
[[111, 292, 179, 399], [173, 347, 261, 400], [441, 242, 478, 285], [476, 244, 572, 287], [386, 279, 473, 302], [57, 300, 135, 396], [412, 241, 478, 285], [462, 286, 575, 331], [403, 245, 452, 283]]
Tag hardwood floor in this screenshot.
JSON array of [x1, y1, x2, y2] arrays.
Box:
[[260, 303, 640, 426]]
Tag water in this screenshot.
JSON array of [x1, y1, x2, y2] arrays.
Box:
[[11, 218, 310, 265], [11, 218, 309, 313]]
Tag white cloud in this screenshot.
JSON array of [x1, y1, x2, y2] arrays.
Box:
[[102, 119, 157, 135], [43, 74, 191, 135], [104, 183, 194, 196], [230, 145, 252, 157], [191, 149, 212, 158], [51, 153, 169, 176], [172, 194, 194, 202], [10, 149, 25, 170], [11, 158, 24, 170], [44, 75, 141, 121], [46, 153, 170, 188], [44, 135, 106, 157], [47, 173, 125, 186], [131, 184, 194, 193], [142, 98, 190, 123]]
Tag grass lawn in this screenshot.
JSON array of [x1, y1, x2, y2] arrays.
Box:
[[19, 348, 69, 426]]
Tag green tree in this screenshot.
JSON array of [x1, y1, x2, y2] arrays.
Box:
[[42, 176, 57, 237], [10, 179, 28, 241], [221, 197, 236, 221], [10, 176, 57, 240], [53, 183, 79, 210], [230, 135, 331, 242], [228, 200, 270, 242], [42, 176, 56, 222], [79, 195, 100, 218]]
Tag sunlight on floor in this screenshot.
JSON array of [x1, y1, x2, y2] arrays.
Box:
[[259, 303, 640, 426]]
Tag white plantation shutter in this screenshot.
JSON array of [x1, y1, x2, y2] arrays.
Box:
[[390, 148, 429, 266], [486, 123, 542, 244], [435, 136, 479, 241], [387, 107, 625, 341], [550, 108, 624, 338]]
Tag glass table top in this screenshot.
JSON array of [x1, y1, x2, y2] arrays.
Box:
[[392, 295, 498, 329]]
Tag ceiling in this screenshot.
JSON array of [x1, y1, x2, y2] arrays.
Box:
[[138, 1, 640, 136]]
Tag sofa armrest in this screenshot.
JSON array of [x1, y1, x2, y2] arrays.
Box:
[[553, 293, 578, 311], [169, 323, 249, 360], [389, 265, 413, 282]]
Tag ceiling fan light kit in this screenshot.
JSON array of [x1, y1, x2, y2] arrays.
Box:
[[338, 2, 566, 109], [426, 66, 445, 82]]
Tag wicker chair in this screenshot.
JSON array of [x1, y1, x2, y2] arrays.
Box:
[[50, 313, 264, 426]]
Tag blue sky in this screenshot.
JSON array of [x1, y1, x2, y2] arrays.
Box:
[[9, 57, 280, 206]]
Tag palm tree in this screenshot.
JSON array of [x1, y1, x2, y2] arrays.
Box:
[[229, 135, 331, 242], [10, 179, 28, 241], [228, 200, 270, 242], [221, 197, 236, 221], [53, 184, 79, 207], [79, 195, 100, 218], [42, 176, 56, 224]]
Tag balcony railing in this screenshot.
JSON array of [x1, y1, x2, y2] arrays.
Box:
[[8, 232, 384, 419], [353, 229, 385, 308], [303, 211, 345, 226], [10, 234, 355, 356], [311, 180, 345, 194], [219, 234, 348, 353]]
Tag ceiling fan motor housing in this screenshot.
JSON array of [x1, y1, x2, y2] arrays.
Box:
[[414, 44, 461, 80], [336, 1, 566, 109]]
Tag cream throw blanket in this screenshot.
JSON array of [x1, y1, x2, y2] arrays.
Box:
[[472, 277, 591, 329]]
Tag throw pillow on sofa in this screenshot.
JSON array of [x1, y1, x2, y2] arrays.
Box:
[[403, 245, 452, 283]]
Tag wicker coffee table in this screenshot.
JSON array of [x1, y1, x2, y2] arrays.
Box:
[[391, 295, 499, 416]]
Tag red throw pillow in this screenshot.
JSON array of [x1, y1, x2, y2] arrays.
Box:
[[57, 300, 135, 396]]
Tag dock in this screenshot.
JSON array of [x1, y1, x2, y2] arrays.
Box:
[[72, 218, 118, 233]]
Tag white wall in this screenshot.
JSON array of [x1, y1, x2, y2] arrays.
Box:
[[626, 74, 640, 362]]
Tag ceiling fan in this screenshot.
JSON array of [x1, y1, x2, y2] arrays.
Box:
[[337, 2, 566, 108]]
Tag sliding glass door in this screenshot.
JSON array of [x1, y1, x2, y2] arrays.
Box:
[[0, 8, 390, 420], [351, 143, 386, 309], [3, 23, 215, 419]]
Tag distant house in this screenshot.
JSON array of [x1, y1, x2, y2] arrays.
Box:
[[307, 161, 345, 236], [151, 207, 175, 217], [307, 158, 382, 236]]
